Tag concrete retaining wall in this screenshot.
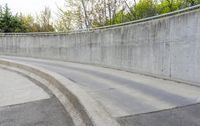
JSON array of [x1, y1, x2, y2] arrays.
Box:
[[0, 8, 200, 85]]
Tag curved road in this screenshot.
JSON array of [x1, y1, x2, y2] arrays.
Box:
[[1, 56, 200, 126]]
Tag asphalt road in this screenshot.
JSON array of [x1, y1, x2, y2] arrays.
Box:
[[0, 97, 73, 126], [2, 56, 200, 126]]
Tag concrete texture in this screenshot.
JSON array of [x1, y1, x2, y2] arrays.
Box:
[[117, 103, 200, 126], [3, 57, 200, 124], [0, 64, 74, 126], [0, 67, 49, 107], [0, 8, 200, 86], [0, 58, 121, 126], [0, 97, 74, 126]]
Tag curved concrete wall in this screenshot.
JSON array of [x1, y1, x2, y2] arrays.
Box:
[[0, 8, 200, 85]]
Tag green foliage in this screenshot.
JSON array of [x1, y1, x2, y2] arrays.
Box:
[[104, 0, 200, 27], [157, 0, 183, 14], [1, 1, 200, 32], [0, 4, 26, 32], [111, 10, 130, 24], [20, 15, 37, 32], [0, 5, 54, 33], [134, 0, 157, 19]]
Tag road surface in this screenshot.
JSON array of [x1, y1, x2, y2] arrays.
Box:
[[0, 66, 73, 126], [1, 56, 200, 126]]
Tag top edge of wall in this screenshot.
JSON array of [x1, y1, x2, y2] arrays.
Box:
[[0, 4, 200, 36]]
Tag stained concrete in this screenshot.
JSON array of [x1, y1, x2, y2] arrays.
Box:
[[0, 8, 200, 86], [0, 97, 74, 126], [0, 67, 49, 107]]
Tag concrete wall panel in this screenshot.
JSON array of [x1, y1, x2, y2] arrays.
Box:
[[0, 9, 200, 85]]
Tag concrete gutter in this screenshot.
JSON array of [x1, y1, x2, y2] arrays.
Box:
[[0, 58, 120, 126]]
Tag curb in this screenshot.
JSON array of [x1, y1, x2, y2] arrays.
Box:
[[0, 58, 120, 126]]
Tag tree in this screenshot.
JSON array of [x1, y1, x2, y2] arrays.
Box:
[[55, 11, 74, 31], [156, 0, 182, 14], [55, 0, 125, 31], [20, 14, 38, 32], [134, 0, 158, 19], [55, 0, 85, 31], [0, 4, 26, 32], [36, 7, 55, 32], [35, 0, 200, 32], [81, 0, 91, 28]]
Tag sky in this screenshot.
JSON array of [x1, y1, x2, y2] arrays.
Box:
[[0, 0, 66, 20]]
